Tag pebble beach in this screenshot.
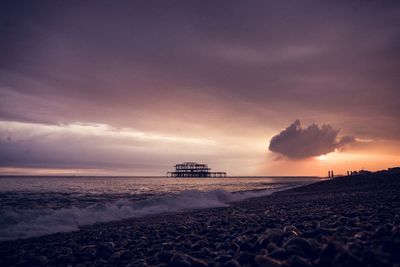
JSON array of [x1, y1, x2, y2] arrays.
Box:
[[1, 172, 399, 267]]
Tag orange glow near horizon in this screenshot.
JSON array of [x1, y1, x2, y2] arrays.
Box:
[[0, 121, 399, 177]]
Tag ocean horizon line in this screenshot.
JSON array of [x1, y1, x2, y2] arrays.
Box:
[[0, 175, 322, 178]]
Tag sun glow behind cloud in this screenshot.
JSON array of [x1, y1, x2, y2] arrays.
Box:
[[1, 120, 398, 176]]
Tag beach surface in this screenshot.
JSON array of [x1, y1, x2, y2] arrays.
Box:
[[1, 172, 399, 267]]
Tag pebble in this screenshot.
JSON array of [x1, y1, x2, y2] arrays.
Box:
[[223, 259, 242, 267], [283, 225, 302, 236], [254, 255, 282, 267], [157, 250, 174, 263], [238, 251, 255, 265], [288, 255, 313, 267], [269, 248, 286, 260], [168, 254, 191, 267], [284, 237, 315, 259]]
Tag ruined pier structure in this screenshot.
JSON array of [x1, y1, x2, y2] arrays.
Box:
[[167, 162, 227, 178]]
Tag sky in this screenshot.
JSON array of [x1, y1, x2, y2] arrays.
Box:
[[0, 1, 399, 176]]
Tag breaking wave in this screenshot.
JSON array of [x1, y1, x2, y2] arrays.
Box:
[[0, 185, 300, 242]]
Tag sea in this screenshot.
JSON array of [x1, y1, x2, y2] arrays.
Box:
[[0, 176, 322, 242]]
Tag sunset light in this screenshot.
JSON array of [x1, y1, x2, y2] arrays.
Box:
[[0, 2, 399, 266]]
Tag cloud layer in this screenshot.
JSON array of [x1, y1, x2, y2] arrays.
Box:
[[269, 120, 355, 159], [0, 1, 399, 138], [0, 1, 399, 174]]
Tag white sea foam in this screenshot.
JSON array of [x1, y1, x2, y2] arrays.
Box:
[[0, 185, 301, 242]]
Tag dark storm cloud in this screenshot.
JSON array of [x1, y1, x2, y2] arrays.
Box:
[[269, 120, 356, 159]]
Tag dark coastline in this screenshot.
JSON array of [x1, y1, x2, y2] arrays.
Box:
[[1, 172, 399, 267]]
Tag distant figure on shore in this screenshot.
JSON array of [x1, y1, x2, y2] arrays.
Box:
[[347, 169, 372, 176]]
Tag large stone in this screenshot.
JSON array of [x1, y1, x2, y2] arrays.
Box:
[[254, 255, 282, 267], [157, 250, 174, 263], [269, 248, 287, 260], [284, 237, 315, 259], [288, 255, 313, 267], [96, 243, 115, 260], [317, 243, 339, 267], [168, 254, 191, 267], [283, 225, 302, 236], [187, 256, 208, 267], [214, 254, 233, 263], [238, 251, 255, 265], [259, 229, 284, 248], [223, 259, 242, 267]]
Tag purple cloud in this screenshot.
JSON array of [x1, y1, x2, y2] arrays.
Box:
[[269, 120, 355, 159]]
